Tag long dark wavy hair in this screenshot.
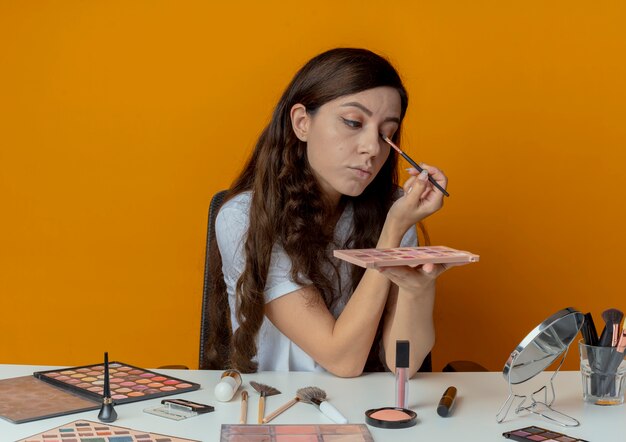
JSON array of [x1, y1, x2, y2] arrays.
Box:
[[204, 48, 409, 372]]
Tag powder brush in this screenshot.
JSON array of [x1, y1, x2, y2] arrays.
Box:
[[296, 386, 347, 424], [249, 381, 281, 424]]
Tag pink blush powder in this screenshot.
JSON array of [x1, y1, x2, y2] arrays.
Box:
[[370, 409, 411, 421]]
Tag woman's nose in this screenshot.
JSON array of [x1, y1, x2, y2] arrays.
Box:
[[359, 129, 382, 157]]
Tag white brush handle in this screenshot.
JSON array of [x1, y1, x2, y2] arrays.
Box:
[[320, 400, 348, 424]]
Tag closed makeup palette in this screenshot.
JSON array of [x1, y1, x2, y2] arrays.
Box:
[[220, 424, 374, 442], [34, 362, 199, 404], [502, 426, 590, 442], [18, 419, 199, 442], [333, 246, 479, 269]]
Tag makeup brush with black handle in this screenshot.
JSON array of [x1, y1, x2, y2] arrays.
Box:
[[597, 309, 624, 396], [598, 309, 623, 347]]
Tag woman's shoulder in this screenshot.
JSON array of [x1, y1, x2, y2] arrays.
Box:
[[216, 191, 252, 226], [220, 191, 252, 212]]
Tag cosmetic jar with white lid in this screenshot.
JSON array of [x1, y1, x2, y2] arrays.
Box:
[[214, 369, 242, 402]]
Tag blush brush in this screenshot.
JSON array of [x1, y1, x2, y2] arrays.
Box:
[[380, 135, 449, 197], [249, 381, 281, 424], [296, 386, 348, 424]]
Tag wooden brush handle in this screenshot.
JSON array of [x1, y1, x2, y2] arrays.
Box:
[[263, 398, 298, 423], [258, 395, 265, 424], [240, 391, 248, 424]]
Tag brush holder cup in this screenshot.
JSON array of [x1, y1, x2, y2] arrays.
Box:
[[496, 307, 585, 427], [579, 341, 626, 406]]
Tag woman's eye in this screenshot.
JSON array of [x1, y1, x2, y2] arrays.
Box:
[[342, 118, 362, 129]]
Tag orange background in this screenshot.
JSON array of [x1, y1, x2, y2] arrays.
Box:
[[1, 1, 625, 372]]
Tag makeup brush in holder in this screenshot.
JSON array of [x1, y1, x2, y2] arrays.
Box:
[[249, 381, 281, 424], [98, 351, 117, 423], [596, 309, 624, 396], [296, 386, 347, 424], [598, 309, 623, 347]]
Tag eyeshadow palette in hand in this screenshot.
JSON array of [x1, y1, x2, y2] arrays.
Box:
[[333, 245, 479, 269], [34, 361, 199, 404]]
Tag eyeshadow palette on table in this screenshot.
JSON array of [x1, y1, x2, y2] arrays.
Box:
[[34, 361, 199, 404], [0, 362, 199, 424], [502, 426, 590, 442], [17, 419, 200, 442], [220, 424, 374, 442]]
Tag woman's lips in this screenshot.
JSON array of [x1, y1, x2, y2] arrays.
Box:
[[350, 167, 372, 179]]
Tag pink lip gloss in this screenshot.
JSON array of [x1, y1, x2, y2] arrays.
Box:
[[395, 340, 410, 409]]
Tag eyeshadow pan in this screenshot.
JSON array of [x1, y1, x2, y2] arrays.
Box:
[[274, 426, 317, 434], [278, 436, 317, 442]]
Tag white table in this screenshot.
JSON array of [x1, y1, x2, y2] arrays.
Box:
[[0, 365, 622, 441]]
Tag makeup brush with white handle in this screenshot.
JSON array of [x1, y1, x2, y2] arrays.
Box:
[[296, 386, 348, 424]]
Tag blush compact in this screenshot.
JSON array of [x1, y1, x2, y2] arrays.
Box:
[[364, 407, 417, 429], [364, 341, 417, 429]]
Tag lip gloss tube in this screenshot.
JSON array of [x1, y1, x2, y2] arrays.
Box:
[[395, 340, 410, 409]]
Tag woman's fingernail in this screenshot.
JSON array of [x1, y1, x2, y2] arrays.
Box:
[[418, 170, 429, 181], [407, 186, 413, 194]]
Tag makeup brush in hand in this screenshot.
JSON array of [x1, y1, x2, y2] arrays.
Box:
[[249, 381, 281, 424], [296, 386, 348, 424], [598, 309, 624, 347]]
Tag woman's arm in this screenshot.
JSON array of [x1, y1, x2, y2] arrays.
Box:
[[265, 169, 444, 377], [264, 219, 407, 377], [379, 165, 449, 377], [380, 270, 436, 377]]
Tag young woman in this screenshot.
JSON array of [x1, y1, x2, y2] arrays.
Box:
[[206, 48, 449, 377]]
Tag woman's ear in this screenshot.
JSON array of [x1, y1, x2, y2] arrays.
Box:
[[290, 103, 309, 142]]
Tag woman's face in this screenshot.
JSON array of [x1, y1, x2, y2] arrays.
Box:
[[291, 86, 402, 206]]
